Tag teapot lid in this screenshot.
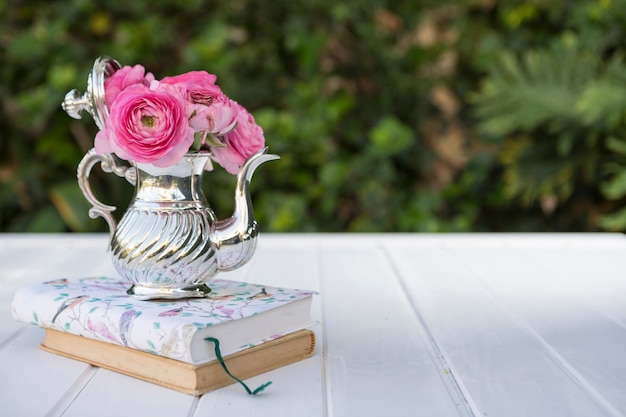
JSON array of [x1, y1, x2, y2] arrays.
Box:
[[62, 56, 121, 129]]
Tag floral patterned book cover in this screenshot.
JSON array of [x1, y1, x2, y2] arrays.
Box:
[[11, 277, 315, 364]]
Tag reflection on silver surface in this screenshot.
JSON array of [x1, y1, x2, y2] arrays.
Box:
[[62, 56, 120, 130]]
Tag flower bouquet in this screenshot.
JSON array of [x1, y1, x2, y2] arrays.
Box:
[[92, 62, 265, 174]]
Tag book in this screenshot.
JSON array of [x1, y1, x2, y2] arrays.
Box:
[[40, 328, 316, 395], [12, 276, 316, 364]]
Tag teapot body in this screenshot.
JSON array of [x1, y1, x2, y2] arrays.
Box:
[[76, 147, 278, 299], [111, 153, 218, 299]]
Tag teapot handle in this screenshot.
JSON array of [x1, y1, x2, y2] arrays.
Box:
[[77, 148, 136, 237]]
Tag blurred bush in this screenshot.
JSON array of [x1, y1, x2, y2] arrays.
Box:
[[1, 0, 624, 233]]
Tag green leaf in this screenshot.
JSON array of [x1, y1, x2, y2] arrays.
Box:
[[19, 206, 66, 233], [606, 137, 626, 156], [473, 45, 595, 136], [599, 207, 626, 231], [203, 133, 227, 148], [576, 80, 626, 127], [47, 64, 78, 90], [368, 116, 414, 156], [601, 170, 626, 199], [191, 132, 204, 151], [48, 181, 101, 232], [556, 133, 574, 156]]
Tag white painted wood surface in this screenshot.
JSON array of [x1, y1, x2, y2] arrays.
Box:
[[1, 233, 626, 416]]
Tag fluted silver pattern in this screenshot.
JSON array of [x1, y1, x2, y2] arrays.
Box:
[[111, 207, 218, 289]]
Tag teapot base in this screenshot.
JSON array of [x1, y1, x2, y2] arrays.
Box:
[[126, 283, 212, 300]]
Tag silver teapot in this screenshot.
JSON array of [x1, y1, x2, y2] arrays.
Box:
[[63, 57, 278, 300]]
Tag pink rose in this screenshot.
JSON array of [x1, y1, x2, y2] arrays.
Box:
[[160, 70, 222, 106], [210, 101, 265, 174], [95, 81, 194, 167], [104, 65, 154, 110]]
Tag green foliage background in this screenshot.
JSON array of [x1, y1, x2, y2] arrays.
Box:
[[1, 0, 625, 233]]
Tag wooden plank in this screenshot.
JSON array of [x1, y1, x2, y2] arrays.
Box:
[[521, 246, 626, 328], [384, 243, 616, 417], [0, 327, 93, 417], [318, 244, 462, 417], [59, 368, 196, 417], [451, 245, 626, 413], [378, 233, 626, 250]]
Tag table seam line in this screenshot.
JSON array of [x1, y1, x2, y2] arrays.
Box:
[[380, 243, 481, 417], [447, 247, 625, 417], [316, 245, 331, 417], [45, 365, 98, 417], [0, 326, 27, 352]]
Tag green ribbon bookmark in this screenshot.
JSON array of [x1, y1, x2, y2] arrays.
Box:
[[205, 337, 272, 395]]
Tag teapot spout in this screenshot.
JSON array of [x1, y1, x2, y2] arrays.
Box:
[[213, 147, 279, 271]]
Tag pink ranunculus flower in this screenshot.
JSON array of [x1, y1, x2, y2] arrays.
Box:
[[188, 96, 239, 137], [95, 81, 194, 167], [104, 65, 155, 110], [210, 101, 265, 174], [160, 70, 222, 106]]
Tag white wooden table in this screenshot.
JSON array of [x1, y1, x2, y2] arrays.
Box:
[[2, 233, 626, 417]]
